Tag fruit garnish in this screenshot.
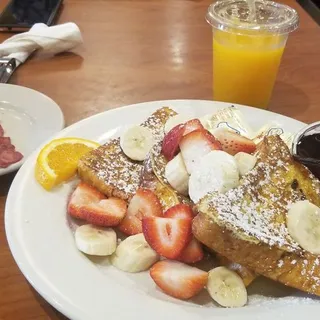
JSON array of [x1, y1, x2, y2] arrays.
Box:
[[188, 150, 239, 203], [177, 238, 204, 264], [213, 128, 256, 155], [35, 137, 99, 190], [68, 182, 105, 219], [207, 267, 247, 307], [142, 216, 192, 259], [120, 125, 155, 161], [118, 188, 163, 235], [83, 198, 127, 227], [150, 260, 208, 300], [68, 182, 127, 227], [163, 204, 194, 220], [179, 129, 222, 174], [75, 224, 117, 256], [110, 233, 159, 273], [164, 153, 189, 196], [161, 124, 185, 161], [234, 152, 257, 176], [162, 204, 202, 263], [287, 200, 320, 255], [183, 119, 204, 136]]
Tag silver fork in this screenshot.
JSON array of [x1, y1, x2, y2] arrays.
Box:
[[0, 58, 17, 83]]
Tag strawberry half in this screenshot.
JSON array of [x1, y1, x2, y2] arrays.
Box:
[[177, 238, 204, 264], [183, 119, 204, 136], [213, 128, 256, 155], [179, 129, 222, 173], [142, 216, 192, 259], [68, 182, 105, 220], [164, 204, 194, 220], [150, 260, 208, 300], [83, 197, 127, 227], [68, 182, 127, 226], [162, 124, 185, 161], [118, 188, 162, 235], [164, 204, 203, 263]]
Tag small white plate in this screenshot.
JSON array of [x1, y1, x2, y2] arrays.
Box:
[[5, 100, 319, 320], [0, 84, 64, 175]]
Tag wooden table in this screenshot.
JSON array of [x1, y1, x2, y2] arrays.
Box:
[[0, 0, 319, 319]]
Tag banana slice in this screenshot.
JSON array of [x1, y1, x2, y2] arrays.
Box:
[[207, 266, 247, 308], [75, 224, 117, 256], [120, 126, 155, 161], [111, 233, 159, 272], [165, 153, 189, 196], [164, 114, 196, 134], [189, 150, 239, 203], [287, 200, 320, 254], [216, 254, 257, 287], [234, 152, 257, 176]]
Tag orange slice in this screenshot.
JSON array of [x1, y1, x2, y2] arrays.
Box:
[[35, 137, 100, 190]]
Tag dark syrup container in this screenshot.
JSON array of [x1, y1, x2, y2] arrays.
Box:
[[292, 122, 320, 179]]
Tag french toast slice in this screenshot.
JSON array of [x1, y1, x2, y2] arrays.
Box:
[[193, 135, 320, 296], [78, 107, 176, 200]]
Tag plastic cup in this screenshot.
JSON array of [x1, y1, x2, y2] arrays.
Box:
[[206, 0, 299, 109]]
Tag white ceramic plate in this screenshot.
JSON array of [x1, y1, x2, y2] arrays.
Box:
[[5, 100, 320, 320], [0, 84, 64, 175]]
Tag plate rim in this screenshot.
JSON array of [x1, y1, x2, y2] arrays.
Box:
[[0, 83, 65, 175], [5, 99, 312, 320]]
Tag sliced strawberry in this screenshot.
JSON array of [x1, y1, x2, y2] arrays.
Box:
[[83, 197, 127, 227], [164, 204, 194, 220], [142, 216, 192, 259], [162, 124, 185, 161], [179, 129, 222, 173], [118, 188, 162, 235], [213, 128, 256, 155], [150, 260, 208, 300], [177, 238, 204, 264], [163, 203, 203, 264], [183, 119, 204, 136], [68, 182, 127, 226], [68, 182, 105, 220]]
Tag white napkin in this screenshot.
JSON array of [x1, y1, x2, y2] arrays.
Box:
[[0, 22, 83, 66]]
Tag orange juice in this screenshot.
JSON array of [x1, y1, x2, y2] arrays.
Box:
[[213, 31, 286, 109], [206, 0, 299, 109]]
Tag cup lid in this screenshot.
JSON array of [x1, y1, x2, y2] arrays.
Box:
[[206, 0, 299, 34]]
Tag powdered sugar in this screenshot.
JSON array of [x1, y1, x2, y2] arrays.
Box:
[[79, 107, 176, 198], [92, 139, 141, 195], [248, 294, 318, 308], [204, 135, 320, 252], [199, 135, 320, 294], [150, 141, 168, 184], [278, 260, 284, 268], [141, 107, 176, 143]]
